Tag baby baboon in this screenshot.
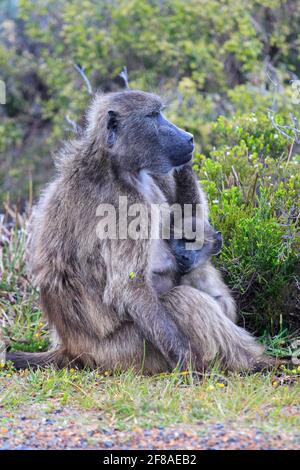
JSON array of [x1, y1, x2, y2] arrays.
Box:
[[171, 165, 237, 323], [150, 166, 236, 322], [151, 217, 222, 294], [169, 219, 222, 274], [7, 90, 268, 372]]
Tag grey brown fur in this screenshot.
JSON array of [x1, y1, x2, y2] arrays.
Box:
[[7, 90, 268, 372]]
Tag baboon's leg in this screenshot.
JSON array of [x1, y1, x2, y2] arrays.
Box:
[[180, 264, 237, 323], [63, 322, 169, 375], [92, 286, 263, 373], [90, 285, 261, 373], [160, 286, 264, 371]]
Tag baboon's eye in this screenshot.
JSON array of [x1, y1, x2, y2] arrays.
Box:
[[146, 111, 160, 118]]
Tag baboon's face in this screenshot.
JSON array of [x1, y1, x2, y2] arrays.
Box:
[[104, 91, 194, 174], [169, 220, 223, 274]]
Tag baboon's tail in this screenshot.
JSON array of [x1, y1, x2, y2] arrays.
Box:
[[5, 349, 68, 370]]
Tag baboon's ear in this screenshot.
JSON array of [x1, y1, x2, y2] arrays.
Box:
[[107, 110, 118, 147]]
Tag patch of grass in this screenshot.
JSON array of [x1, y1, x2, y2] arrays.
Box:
[[260, 328, 300, 359], [0, 209, 49, 353], [0, 366, 299, 433]]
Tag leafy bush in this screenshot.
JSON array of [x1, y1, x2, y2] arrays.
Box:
[[194, 113, 299, 333], [2, 0, 300, 196]]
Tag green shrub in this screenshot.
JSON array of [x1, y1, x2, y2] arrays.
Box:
[[194, 112, 300, 334], [2, 0, 300, 198]]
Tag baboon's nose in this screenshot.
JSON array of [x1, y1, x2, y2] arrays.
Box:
[[185, 133, 194, 153]]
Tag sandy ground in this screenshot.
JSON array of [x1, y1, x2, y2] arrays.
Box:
[[0, 404, 299, 450]]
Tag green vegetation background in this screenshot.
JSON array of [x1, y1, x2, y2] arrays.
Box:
[[0, 0, 299, 343]]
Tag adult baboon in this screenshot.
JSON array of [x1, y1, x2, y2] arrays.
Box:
[[7, 90, 267, 372]]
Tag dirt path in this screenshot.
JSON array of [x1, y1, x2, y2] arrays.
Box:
[[0, 404, 299, 450]]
